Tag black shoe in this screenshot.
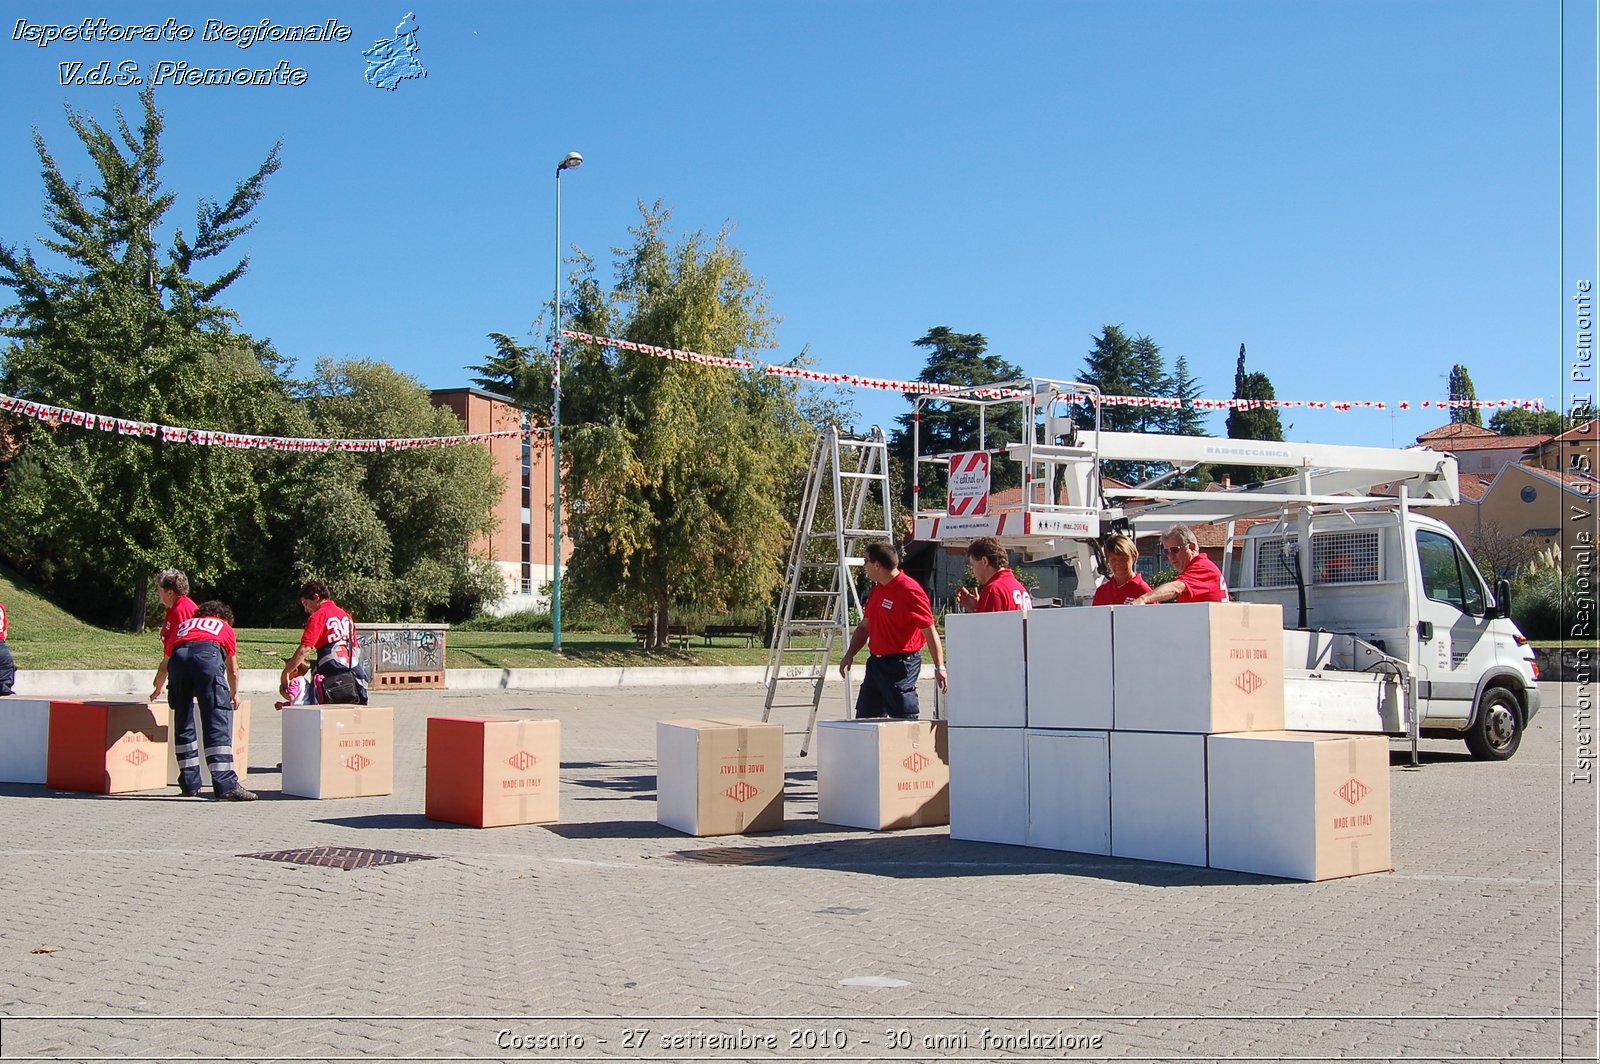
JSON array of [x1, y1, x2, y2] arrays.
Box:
[[180, 789, 204, 798], [218, 787, 258, 802]]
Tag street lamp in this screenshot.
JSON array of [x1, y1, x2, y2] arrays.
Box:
[[552, 150, 582, 653]]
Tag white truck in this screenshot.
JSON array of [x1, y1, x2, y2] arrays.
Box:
[[909, 378, 1542, 761]]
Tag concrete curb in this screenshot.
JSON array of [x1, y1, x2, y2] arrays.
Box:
[[6, 664, 832, 698]]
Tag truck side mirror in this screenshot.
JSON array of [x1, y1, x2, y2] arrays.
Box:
[[1488, 577, 1512, 619]]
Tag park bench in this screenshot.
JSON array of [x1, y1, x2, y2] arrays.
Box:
[[631, 623, 690, 649], [703, 623, 763, 647]]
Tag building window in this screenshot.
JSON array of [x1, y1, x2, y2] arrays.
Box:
[[1520, 485, 1537, 503]]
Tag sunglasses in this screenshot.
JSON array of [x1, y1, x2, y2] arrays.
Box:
[[1162, 543, 1188, 555]]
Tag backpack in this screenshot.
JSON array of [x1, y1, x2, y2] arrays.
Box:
[[314, 659, 368, 705]]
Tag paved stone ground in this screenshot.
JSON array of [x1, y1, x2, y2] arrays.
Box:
[[0, 681, 1593, 1063]]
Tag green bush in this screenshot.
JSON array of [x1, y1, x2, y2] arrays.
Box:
[[1511, 566, 1585, 641]]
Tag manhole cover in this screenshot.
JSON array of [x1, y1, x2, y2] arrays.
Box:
[[665, 846, 797, 866], [240, 846, 439, 871]]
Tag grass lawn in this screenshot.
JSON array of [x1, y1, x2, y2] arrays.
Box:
[[3, 562, 789, 671]]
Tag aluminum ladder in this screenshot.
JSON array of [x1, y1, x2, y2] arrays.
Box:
[[762, 425, 893, 755]]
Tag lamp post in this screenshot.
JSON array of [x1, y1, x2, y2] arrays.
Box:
[[552, 150, 582, 653]]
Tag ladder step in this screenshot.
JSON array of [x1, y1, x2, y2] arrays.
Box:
[[838, 471, 888, 481], [841, 529, 888, 538]]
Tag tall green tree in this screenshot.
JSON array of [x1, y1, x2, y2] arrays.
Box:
[[279, 359, 503, 623], [476, 202, 814, 647], [0, 87, 289, 629], [1222, 343, 1288, 485], [887, 327, 1024, 512], [1447, 363, 1483, 426]]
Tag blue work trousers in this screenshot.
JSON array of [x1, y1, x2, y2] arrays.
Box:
[[854, 651, 922, 720], [168, 641, 241, 795]]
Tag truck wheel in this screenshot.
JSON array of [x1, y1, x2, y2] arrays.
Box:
[[1465, 688, 1523, 761]]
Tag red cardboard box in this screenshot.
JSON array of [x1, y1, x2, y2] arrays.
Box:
[[46, 701, 168, 794], [426, 716, 560, 827]]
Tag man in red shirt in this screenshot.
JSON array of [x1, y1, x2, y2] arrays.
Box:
[[1132, 524, 1229, 604], [150, 568, 197, 702], [279, 580, 367, 705], [838, 542, 947, 719], [169, 600, 255, 800], [955, 537, 1032, 613], [0, 597, 15, 696]]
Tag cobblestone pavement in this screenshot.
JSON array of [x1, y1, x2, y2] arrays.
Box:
[[0, 682, 1593, 1063]]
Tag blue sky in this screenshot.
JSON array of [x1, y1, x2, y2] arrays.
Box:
[[0, 1, 1593, 450]]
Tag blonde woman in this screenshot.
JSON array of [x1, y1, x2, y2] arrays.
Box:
[[1092, 535, 1152, 605]]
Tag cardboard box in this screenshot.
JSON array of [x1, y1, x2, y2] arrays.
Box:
[[164, 699, 251, 787], [1026, 729, 1111, 854], [816, 719, 949, 830], [1109, 731, 1208, 867], [1112, 602, 1285, 733], [0, 698, 52, 784], [281, 706, 394, 799], [1207, 731, 1392, 881], [46, 701, 168, 794], [944, 610, 1026, 727], [948, 726, 1028, 846], [656, 718, 783, 836], [426, 716, 560, 828], [1026, 607, 1113, 730]]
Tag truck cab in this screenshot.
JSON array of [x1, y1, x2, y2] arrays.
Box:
[[1233, 509, 1541, 759]]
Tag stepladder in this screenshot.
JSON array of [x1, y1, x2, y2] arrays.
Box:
[[763, 425, 893, 755]]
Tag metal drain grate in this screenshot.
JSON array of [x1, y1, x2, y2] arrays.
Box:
[[240, 846, 439, 871], [665, 846, 798, 866]]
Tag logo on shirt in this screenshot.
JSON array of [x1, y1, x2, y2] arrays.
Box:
[[881, 597, 895, 611]]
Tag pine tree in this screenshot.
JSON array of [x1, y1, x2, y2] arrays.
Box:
[[0, 87, 290, 629], [1169, 355, 1208, 436], [887, 327, 1024, 511], [1077, 325, 1172, 481]]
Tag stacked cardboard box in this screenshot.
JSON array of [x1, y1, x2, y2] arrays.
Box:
[[656, 718, 783, 836], [1107, 602, 1285, 867], [944, 601, 1391, 881]]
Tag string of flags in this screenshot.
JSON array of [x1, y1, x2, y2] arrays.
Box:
[[560, 329, 1547, 413], [0, 393, 548, 452], [0, 333, 1548, 452]]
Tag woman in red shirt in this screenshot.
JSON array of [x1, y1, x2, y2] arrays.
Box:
[[1092, 534, 1152, 606]]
